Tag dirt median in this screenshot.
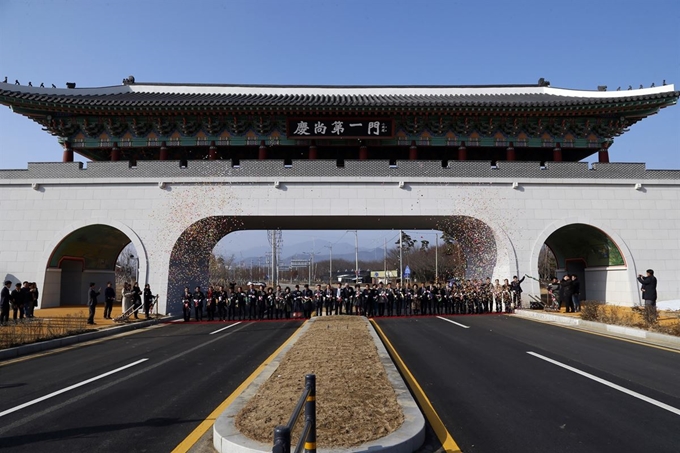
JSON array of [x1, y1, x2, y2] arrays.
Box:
[[234, 315, 404, 449]]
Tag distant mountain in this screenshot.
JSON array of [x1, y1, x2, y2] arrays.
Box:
[[215, 238, 394, 266]]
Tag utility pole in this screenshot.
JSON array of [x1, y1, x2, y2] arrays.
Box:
[[325, 245, 333, 285], [435, 232, 439, 283], [383, 237, 387, 283], [399, 230, 403, 281], [348, 230, 358, 283]]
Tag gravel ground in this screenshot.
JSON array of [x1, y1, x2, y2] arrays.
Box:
[[235, 316, 404, 449]]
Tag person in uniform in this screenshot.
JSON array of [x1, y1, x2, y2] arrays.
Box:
[[182, 287, 192, 321], [131, 282, 142, 319], [245, 283, 256, 320], [205, 285, 216, 321], [104, 282, 116, 319], [217, 285, 227, 321], [333, 283, 342, 315], [302, 284, 313, 319], [314, 284, 324, 316], [292, 285, 302, 318], [283, 286, 293, 319], [10, 283, 23, 321], [559, 275, 574, 313], [510, 275, 525, 310], [87, 282, 100, 325], [229, 286, 242, 321], [1, 280, 12, 324], [274, 285, 284, 319], [193, 286, 205, 321], [143, 283, 154, 319]]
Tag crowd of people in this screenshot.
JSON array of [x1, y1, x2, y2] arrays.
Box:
[[180, 276, 527, 322], [546, 274, 581, 312], [0, 280, 40, 324]]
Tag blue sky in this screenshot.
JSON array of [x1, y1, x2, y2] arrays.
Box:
[[1, 0, 678, 251]]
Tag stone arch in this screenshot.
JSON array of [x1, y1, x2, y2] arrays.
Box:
[[38, 220, 148, 308], [163, 214, 516, 314], [530, 218, 639, 306]]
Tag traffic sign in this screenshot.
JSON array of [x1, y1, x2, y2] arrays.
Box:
[[403, 265, 411, 278]]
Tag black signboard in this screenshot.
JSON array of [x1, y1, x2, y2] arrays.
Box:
[[287, 118, 394, 139]]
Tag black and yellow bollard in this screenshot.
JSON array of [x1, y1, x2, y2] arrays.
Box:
[[304, 374, 316, 453]]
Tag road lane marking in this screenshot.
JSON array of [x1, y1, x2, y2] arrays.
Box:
[[436, 316, 470, 329], [512, 315, 680, 354], [209, 321, 242, 335], [0, 358, 149, 418], [372, 319, 462, 452], [0, 325, 166, 367], [171, 321, 308, 453], [527, 351, 680, 417]]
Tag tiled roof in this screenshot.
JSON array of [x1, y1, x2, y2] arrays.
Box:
[[0, 82, 677, 110]]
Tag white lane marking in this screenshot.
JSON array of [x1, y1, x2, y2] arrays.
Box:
[[436, 316, 470, 329], [209, 321, 242, 335], [527, 351, 680, 417], [0, 358, 149, 418]]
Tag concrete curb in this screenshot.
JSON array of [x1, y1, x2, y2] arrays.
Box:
[[513, 309, 680, 349], [213, 319, 312, 453], [213, 316, 426, 453], [0, 316, 173, 361]]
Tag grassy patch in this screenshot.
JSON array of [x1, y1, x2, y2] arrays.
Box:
[[0, 314, 88, 349]]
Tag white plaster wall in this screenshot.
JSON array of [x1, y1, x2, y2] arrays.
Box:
[[585, 268, 634, 306], [1, 176, 678, 313]]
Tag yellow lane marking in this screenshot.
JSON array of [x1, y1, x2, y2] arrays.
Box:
[[513, 315, 680, 354], [0, 324, 166, 367], [171, 321, 307, 453], [371, 319, 462, 453]]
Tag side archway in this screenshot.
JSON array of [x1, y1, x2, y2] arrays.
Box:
[[530, 219, 639, 306], [38, 220, 148, 308]]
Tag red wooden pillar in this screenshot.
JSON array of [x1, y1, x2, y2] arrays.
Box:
[[62, 141, 73, 162], [458, 142, 467, 161], [598, 142, 610, 163], [209, 141, 217, 160], [111, 142, 121, 161], [309, 141, 317, 160], [506, 142, 516, 161], [159, 141, 168, 161], [359, 145, 368, 160], [552, 143, 563, 162], [409, 141, 418, 160], [258, 140, 267, 160]]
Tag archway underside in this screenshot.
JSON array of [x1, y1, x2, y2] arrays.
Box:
[[545, 224, 625, 269], [45, 225, 132, 307]]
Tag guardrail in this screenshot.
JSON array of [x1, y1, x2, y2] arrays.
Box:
[[272, 374, 316, 453]]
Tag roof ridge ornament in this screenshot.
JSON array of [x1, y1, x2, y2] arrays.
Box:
[[122, 75, 135, 86]]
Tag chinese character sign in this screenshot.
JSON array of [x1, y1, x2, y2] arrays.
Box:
[[288, 118, 393, 138]]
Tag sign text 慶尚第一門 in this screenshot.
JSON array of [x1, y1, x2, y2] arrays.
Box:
[[288, 118, 394, 138]]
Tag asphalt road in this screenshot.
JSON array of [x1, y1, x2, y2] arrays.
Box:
[[375, 314, 680, 453], [0, 320, 302, 452]]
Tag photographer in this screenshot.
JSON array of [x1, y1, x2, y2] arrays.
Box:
[[637, 269, 658, 319]]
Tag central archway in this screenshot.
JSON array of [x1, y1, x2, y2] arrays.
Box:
[[165, 215, 513, 314]]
